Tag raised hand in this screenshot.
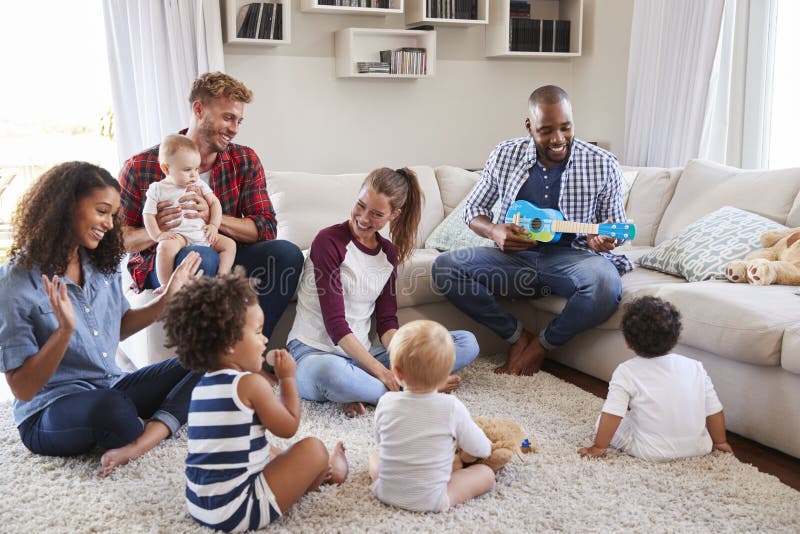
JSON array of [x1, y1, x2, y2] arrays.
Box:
[[42, 275, 76, 333], [272, 349, 296, 380]]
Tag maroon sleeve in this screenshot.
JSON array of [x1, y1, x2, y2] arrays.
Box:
[[375, 238, 399, 338], [309, 228, 352, 345]]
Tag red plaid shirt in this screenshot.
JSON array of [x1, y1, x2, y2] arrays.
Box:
[[119, 132, 277, 292]]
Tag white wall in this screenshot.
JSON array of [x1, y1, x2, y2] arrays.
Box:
[[224, 0, 634, 173]]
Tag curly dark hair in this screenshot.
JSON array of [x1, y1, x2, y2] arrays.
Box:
[[621, 296, 682, 358], [9, 161, 125, 276], [163, 267, 260, 372]]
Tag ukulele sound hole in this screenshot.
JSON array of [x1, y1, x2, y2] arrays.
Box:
[[531, 218, 542, 231]]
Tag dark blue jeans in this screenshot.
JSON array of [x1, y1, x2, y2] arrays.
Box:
[[431, 246, 622, 349], [18, 358, 200, 456], [145, 239, 303, 338]]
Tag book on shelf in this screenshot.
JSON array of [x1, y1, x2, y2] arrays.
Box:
[[235, 2, 283, 40], [509, 18, 570, 53], [510, 0, 531, 18], [319, 0, 391, 7], [426, 0, 478, 19], [357, 61, 391, 73], [377, 47, 427, 75]]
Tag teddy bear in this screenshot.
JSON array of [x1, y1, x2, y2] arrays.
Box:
[[724, 227, 800, 286], [453, 417, 534, 472]]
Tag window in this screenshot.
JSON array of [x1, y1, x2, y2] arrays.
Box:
[[0, 2, 117, 258], [767, 0, 800, 169]]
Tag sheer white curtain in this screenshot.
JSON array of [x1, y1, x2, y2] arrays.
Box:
[[699, 0, 778, 169], [102, 0, 225, 163], [623, 0, 725, 167]]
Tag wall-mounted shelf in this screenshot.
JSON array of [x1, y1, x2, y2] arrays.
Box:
[[405, 0, 488, 27], [301, 0, 403, 15], [334, 28, 436, 78], [223, 0, 292, 45], [485, 0, 582, 58]]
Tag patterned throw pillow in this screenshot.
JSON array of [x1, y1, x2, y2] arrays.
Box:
[[425, 196, 498, 251], [636, 206, 786, 282], [621, 170, 638, 208]]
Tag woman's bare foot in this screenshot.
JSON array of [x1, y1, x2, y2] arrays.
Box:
[[438, 374, 462, 393], [327, 442, 349, 484], [100, 444, 140, 477], [344, 402, 366, 418]]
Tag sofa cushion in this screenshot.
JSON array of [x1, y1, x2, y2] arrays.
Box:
[[527, 246, 687, 329], [266, 166, 443, 250], [434, 166, 482, 217], [621, 166, 682, 246], [636, 206, 786, 282], [425, 195, 496, 251], [781, 324, 800, 375], [655, 159, 800, 245], [396, 248, 445, 308], [655, 281, 800, 366]]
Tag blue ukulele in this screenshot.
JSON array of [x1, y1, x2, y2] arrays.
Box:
[[504, 200, 636, 243]]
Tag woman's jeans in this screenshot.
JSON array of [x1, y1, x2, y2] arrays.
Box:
[[287, 330, 479, 405]]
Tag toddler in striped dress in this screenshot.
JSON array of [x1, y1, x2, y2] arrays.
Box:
[[368, 320, 495, 512], [163, 269, 348, 532]]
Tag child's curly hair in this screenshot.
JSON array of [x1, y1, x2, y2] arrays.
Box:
[[163, 267, 260, 372], [10, 161, 124, 276], [621, 296, 682, 358]]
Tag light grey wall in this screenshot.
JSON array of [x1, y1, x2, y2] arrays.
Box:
[[224, 0, 634, 173]]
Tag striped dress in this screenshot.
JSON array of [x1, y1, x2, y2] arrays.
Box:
[[185, 370, 281, 532]]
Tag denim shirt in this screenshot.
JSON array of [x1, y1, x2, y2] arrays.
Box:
[[0, 249, 131, 425]]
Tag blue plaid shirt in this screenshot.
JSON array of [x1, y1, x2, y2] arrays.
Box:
[[463, 137, 633, 274]]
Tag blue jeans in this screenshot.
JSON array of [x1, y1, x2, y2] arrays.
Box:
[[145, 239, 303, 338], [18, 358, 201, 456], [287, 330, 479, 405], [431, 246, 621, 349]]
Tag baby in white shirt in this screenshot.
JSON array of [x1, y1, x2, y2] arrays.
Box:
[[143, 134, 236, 286], [369, 320, 495, 512], [579, 296, 734, 461]]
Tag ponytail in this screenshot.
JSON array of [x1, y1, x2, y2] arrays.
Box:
[[362, 167, 423, 264]]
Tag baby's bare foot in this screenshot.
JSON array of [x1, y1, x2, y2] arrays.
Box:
[[438, 374, 462, 393], [344, 402, 366, 418], [100, 445, 138, 477], [328, 442, 349, 485]]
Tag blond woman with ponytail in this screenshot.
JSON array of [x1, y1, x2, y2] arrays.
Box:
[[286, 167, 479, 417]]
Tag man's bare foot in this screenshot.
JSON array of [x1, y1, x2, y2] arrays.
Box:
[[438, 374, 462, 393], [327, 441, 349, 485], [344, 402, 366, 418], [495, 330, 533, 374], [100, 445, 140, 477], [495, 332, 547, 376]]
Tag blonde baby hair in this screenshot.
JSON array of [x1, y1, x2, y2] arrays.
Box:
[[388, 320, 454, 391]]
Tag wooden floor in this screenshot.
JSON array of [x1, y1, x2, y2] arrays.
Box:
[[542, 360, 800, 492]]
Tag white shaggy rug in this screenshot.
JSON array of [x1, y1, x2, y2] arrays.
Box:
[[1, 356, 798, 533]]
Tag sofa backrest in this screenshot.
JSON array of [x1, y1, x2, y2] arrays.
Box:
[[655, 159, 800, 245], [266, 165, 444, 250]]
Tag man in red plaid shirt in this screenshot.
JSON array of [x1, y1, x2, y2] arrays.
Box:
[[119, 72, 303, 338]]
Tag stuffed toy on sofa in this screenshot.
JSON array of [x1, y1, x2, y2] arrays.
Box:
[[453, 417, 534, 472], [724, 228, 800, 286]]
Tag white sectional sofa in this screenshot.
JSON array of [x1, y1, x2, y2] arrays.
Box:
[[120, 160, 800, 459]]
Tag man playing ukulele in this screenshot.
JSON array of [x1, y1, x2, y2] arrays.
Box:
[[432, 85, 632, 376]]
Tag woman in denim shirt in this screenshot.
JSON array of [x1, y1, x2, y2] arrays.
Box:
[[0, 161, 201, 476]]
